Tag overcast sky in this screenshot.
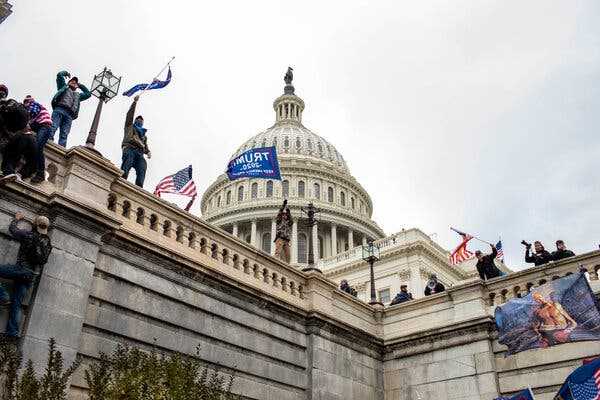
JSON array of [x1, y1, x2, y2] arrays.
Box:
[[1, 1, 598, 268]]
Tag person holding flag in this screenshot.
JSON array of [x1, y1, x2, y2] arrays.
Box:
[[474, 244, 502, 281], [121, 95, 151, 187]]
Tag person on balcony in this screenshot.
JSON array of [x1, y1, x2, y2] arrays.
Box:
[[50, 70, 91, 147], [121, 95, 151, 188], [390, 285, 413, 305], [0, 211, 52, 339], [0, 99, 35, 185], [475, 244, 502, 280], [424, 274, 445, 296], [339, 279, 357, 296], [551, 240, 575, 262], [525, 241, 552, 266]]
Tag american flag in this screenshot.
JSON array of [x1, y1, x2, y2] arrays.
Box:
[[569, 368, 600, 400], [496, 240, 504, 261], [449, 227, 474, 265], [154, 165, 197, 211]]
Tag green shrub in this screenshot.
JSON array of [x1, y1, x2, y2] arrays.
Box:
[[0, 338, 239, 400]]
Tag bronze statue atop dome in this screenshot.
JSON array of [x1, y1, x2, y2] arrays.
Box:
[[284, 67, 294, 95]]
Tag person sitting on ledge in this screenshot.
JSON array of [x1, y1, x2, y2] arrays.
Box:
[[0, 98, 35, 185], [0, 211, 52, 339], [339, 279, 357, 296], [390, 285, 413, 305], [551, 240, 575, 262], [424, 274, 445, 296]]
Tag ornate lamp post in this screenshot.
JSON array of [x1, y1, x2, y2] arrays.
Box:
[[85, 67, 121, 154], [301, 202, 321, 273], [362, 238, 381, 305]]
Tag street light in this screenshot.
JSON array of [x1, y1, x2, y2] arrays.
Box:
[[362, 238, 381, 305], [85, 67, 121, 154], [301, 202, 321, 273]]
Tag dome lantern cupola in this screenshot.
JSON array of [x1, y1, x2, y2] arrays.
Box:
[[273, 67, 305, 124]]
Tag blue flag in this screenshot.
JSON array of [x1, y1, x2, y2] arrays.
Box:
[[555, 357, 600, 400], [495, 273, 600, 356], [227, 146, 281, 181], [123, 67, 172, 97], [496, 388, 535, 400]]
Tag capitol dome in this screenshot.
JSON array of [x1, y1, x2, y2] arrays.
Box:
[[201, 71, 384, 266]]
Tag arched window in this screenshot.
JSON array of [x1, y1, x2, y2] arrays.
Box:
[[251, 182, 258, 199], [351, 197, 355, 209], [307, 139, 313, 150], [284, 136, 289, 148], [298, 181, 305, 198], [313, 183, 320, 200], [327, 187, 334, 203], [340, 191, 346, 206], [298, 233, 308, 263], [238, 186, 244, 202], [266, 181, 273, 198], [226, 190, 231, 205], [295, 137, 301, 149], [262, 233, 271, 253], [217, 195, 221, 207], [360, 201, 364, 213], [282, 180, 289, 198]]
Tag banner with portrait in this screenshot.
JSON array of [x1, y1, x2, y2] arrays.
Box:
[[495, 272, 600, 355]]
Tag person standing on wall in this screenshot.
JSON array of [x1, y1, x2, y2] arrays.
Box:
[[50, 70, 91, 148], [121, 95, 151, 188]]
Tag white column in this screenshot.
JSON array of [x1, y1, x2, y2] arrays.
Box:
[[331, 224, 337, 256], [362, 235, 367, 246], [410, 266, 424, 298], [250, 220, 257, 248], [270, 218, 276, 256], [291, 218, 298, 263], [348, 230, 354, 249], [232, 223, 238, 238], [312, 223, 319, 261]]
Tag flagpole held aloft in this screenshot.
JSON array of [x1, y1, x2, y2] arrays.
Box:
[[138, 56, 175, 99], [450, 227, 494, 246]]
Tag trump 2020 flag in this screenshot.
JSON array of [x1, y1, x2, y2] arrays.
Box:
[[554, 356, 600, 400], [227, 146, 281, 181], [123, 67, 172, 97], [496, 388, 535, 400], [495, 273, 600, 356]]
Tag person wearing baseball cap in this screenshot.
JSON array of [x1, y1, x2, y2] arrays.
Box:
[[0, 211, 52, 338], [50, 70, 91, 147]]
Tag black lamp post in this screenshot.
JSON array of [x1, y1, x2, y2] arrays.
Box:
[[362, 238, 381, 305], [85, 67, 121, 155], [301, 202, 321, 273]]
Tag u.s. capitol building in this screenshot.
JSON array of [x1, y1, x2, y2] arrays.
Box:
[[200, 72, 495, 302]]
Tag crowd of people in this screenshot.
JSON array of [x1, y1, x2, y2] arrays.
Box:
[[339, 239, 579, 307], [0, 70, 151, 188]]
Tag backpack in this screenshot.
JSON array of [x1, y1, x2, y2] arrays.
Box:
[[23, 233, 52, 266]]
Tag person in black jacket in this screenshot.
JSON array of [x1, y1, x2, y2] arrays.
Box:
[[390, 285, 413, 305], [424, 274, 445, 296], [475, 245, 502, 280], [0, 211, 52, 338], [551, 240, 575, 261], [525, 241, 552, 266]]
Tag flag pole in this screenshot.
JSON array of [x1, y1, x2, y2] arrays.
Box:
[[137, 56, 175, 99], [450, 227, 494, 246]]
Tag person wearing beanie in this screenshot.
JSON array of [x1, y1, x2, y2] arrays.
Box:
[[121, 95, 151, 187], [23, 96, 53, 183], [50, 70, 91, 147], [0, 211, 52, 338]]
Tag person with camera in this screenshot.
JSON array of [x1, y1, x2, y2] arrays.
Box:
[[0, 211, 52, 338], [523, 240, 552, 266], [475, 244, 502, 280], [551, 240, 575, 261]]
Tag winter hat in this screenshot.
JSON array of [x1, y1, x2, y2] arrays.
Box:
[[23, 95, 34, 104], [34, 215, 50, 235], [68, 76, 79, 84]]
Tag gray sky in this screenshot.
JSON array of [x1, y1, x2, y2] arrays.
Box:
[[1, 1, 598, 268]]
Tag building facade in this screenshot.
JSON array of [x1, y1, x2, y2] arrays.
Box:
[[201, 73, 504, 303]]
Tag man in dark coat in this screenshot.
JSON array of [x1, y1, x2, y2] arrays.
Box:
[[274, 199, 292, 263], [551, 240, 575, 262], [121, 95, 151, 188], [390, 285, 413, 305], [525, 241, 552, 266], [475, 244, 502, 280], [424, 274, 445, 296]]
